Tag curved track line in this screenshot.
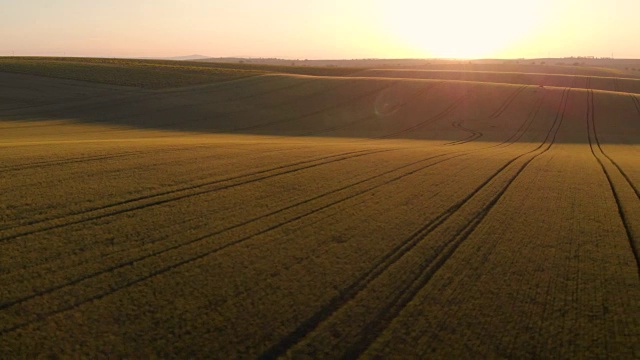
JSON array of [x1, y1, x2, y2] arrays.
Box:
[[378, 89, 473, 139], [340, 88, 571, 359], [0, 149, 385, 243], [0, 150, 489, 334], [488, 85, 528, 119], [0, 142, 248, 173], [630, 94, 640, 115], [589, 92, 640, 199], [444, 121, 483, 146], [0, 144, 314, 232], [499, 94, 547, 145], [444, 86, 527, 146], [0, 96, 554, 333], [446, 87, 545, 148], [0, 150, 458, 309], [587, 89, 640, 273], [0, 89, 556, 333], [258, 88, 571, 359], [0, 89, 554, 337]]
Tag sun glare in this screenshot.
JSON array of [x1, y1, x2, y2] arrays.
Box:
[[379, 0, 543, 59]]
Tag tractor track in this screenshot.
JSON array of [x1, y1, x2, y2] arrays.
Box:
[[631, 94, 640, 115], [0, 142, 229, 173], [0, 145, 506, 334], [378, 89, 473, 139], [444, 85, 528, 146], [444, 121, 482, 146], [0, 139, 316, 173], [0, 92, 552, 333], [1, 81, 546, 246], [498, 93, 546, 145], [345, 88, 570, 358], [0, 149, 387, 243], [339, 87, 572, 359], [488, 85, 528, 119], [20, 92, 546, 290], [0, 145, 314, 231], [587, 89, 640, 273], [258, 88, 571, 359], [0, 149, 460, 314]]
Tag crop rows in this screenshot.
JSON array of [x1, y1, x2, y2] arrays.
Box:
[[587, 89, 640, 271], [2, 72, 639, 357]]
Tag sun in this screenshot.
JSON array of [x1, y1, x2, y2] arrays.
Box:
[[378, 0, 543, 59]]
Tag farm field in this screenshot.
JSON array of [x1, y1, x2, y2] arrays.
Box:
[[1, 62, 639, 358]]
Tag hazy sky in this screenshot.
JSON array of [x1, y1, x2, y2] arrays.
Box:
[[1, 0, 638, 59]]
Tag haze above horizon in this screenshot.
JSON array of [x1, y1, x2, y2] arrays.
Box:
[[1, 0, 638, 60]]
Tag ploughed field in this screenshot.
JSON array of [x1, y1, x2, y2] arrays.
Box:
[[1, 65, 639, 358]]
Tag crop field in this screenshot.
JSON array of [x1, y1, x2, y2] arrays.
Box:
[[0, 57, 362, 89], [1, 61, 639, 358]]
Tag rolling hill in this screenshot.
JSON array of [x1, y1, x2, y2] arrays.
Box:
[[1, 60, 639, 358]]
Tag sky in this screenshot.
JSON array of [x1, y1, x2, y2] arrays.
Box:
[[1, 0, 639, 59]]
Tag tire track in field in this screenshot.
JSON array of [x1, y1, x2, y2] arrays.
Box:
[[443, 121, 482, 146], [497, 93, 546, 146], [313, 83, 543, 146], [0, 143, 219, 173], [0, 99, 551, 332], [0, 88, 548, 334], [487, 85, 528, 119], [1, 151, 149, 172], [231, 82, 398, 132], [0, 148, 485, 333], [6, 96, 547, 291], [17, 91, 542, 273], [259, 88, 571, 359], [0, 149, 386, 243], [631, 94, 640, 116], [589, 91, 640, 198], [0, 141, 311, 173], [0, 141, 313, 178], [587, 89, 640, 273], [438, 85, 528, 146], [338, 87, 572, 359], [0, 145, 314, 231], [378, 88, 473, 139]]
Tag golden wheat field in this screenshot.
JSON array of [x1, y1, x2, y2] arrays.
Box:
[[1, 63, 639, 358]]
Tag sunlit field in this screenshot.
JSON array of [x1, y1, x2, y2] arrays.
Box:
[[1, 58, 638, 358]]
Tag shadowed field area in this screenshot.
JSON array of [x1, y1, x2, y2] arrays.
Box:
[[1, 65, 639, 358]]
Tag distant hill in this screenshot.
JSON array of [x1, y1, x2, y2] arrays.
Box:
[[139, 54, 211, 61]]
